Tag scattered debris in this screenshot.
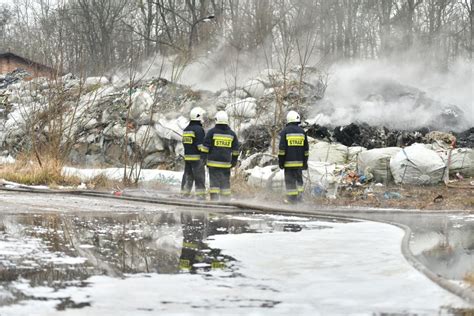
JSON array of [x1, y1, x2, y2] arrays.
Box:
[[433, 194, 444, 203], [0, 68, 31, 89], [383, 191, 402, 200]]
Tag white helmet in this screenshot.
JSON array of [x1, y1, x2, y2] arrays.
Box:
[[190, 107, 205, 122], [215, 111, 229, 125], [286, 110, 300, 123]]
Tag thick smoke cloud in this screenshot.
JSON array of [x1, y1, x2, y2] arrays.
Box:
[[120, 48, 473, 132], [314, 59, 473, 131]]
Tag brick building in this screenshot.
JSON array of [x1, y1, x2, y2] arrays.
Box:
[[0, 51, 56, 79]]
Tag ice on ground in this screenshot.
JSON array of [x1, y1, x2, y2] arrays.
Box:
[[0, 219, 469, 316]]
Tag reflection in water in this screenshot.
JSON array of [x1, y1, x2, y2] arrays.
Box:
[[1, 210, 472, 314], [0, 211, 329, 308], [340, 212, 474, 282], [411, 214, 474, 281]]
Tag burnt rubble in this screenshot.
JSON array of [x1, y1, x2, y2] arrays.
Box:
[[304, 122, 471, 149], [331, 123, 428, 149], [454, 127, 474, 148], [240, 126, 272, 156]]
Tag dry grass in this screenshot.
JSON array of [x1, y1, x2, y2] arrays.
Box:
[[0, 155, 81, 186], [464, 272, 474, 286], [85, 173, 122, 190], [231, 170, 261, 198], [0, 159, 125, 190]]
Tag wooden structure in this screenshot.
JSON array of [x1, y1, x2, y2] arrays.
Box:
[[0, 52, 57, 79]]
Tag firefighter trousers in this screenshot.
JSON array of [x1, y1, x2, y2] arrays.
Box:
[[208, 167, 231, 201], [181, 160, 206, 197], [284, 168, 304, 202]]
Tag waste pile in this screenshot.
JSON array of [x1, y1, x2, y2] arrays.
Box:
[[0, 67, 472, 197], [0, 68, 30, 89]]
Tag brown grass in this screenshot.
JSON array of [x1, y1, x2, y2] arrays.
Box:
[[231, 170, 260, 198], [0, 155, 82, 186], [464, 272, 474, 286], [85, 173, 122, 190]]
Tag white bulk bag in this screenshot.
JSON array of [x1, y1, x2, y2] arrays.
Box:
[[309, 142, 348, 164], [247, 165, 284, 191], [440, 148, 474, 177], [358, 147, 401, 183], [390, 144, 446, 185]]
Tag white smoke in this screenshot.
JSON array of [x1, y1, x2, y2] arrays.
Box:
[[310, 58, 473, 131], [114, 47, 473, 131]]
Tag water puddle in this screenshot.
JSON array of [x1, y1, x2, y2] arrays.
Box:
[[356, 212, 474, 283], [409, 214, 474, 282], [0, 211, 335, 310], [0, 210, 472, 314]]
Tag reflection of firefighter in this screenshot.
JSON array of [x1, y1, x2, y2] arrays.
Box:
[[200, 111, 239, 201], [181, 107, 206, 199], [278, 110, 309, 203]]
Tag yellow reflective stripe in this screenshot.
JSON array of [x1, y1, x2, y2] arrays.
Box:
[[207, 160, 231, 168], [183, 131, 195, 137], [200, 146, 209, 153], [297, 186, 304, 192], [209, 187, 220, 193], [286, 190, 299, 196], [232, 151, 239, 156], [184, 155, 201, 161], [284, 161, 303, 167], [304, 151, 309, 156], [221, 189, 231, 196], [214, 133, 234, 140], [278, 150, 285, 156], [195, 190, 206, 195]]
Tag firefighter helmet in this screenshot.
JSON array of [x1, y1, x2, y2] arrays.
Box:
[[286, 110, 300, 123], [215, 111, 229, 125], [190, 107, 205, 122]]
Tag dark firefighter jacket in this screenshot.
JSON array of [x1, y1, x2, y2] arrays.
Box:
[[201, 124, 239, 168], [182, 120, 205, 161], [278, 122, 309, 168]]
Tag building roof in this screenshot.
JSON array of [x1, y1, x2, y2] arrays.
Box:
[[0, 51, 56, 72]]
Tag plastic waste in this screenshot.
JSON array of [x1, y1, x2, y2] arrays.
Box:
[[383, 191, 401, 199], [311, 184, 326, 197]]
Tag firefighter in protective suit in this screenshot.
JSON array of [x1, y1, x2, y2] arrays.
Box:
[[181, 107, 206, 199], [278, 110, 309, 203], [200, 111, 239, 201]]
